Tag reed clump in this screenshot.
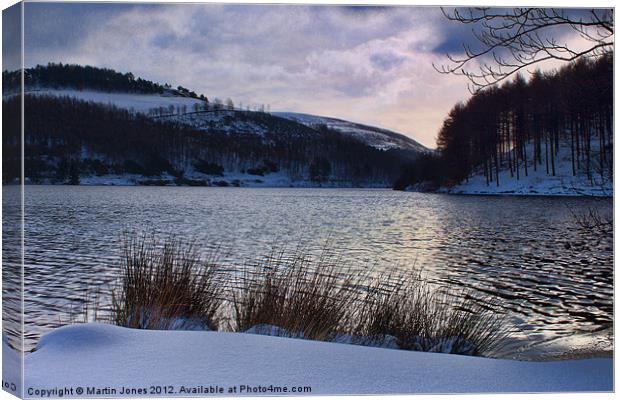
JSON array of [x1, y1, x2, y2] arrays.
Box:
[[230, 248, 359, 341], [351, 273, 511, 356], [107, 234, 513, 356], [111, 233, 223, 330]]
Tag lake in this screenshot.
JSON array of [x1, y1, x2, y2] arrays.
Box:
[[2, 186, 613, 358]]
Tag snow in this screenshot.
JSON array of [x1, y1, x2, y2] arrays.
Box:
[[158, 110, 428, 155], [10, 88, 610, 195], [77, 174, 142, 186], [2, 323, 612, 396], [54, 170, 390, 189], [247, 324, 475, 355], [211, 170, 389, 188], [157, 110, 272, 137], [438, 137, 612, 197], [17, 89, 205, 114], [2, 334, 21, 396], [244, 324, 401, 350], [274, 112, 429, 152], [329, 333, 400, 349]]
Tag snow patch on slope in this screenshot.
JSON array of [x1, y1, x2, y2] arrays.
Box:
[[157, 109, 273, 136], [17, 88, 205, 113]]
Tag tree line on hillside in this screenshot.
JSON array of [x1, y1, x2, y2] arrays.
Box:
[[3, 64, 206, 100], [396, 52, 613, 190], [2, 95, 413, 185], [144, 97, 273, 118]]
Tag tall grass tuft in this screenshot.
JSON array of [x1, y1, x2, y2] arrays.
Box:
[[111, 233, 223, 330], [351, 272, 510, 356], [105, 233, 513, 356], [230, 248, 360, 341]]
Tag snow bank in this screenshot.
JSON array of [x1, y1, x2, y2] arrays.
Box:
[[440, 138, 612, 196], [2, 324, 612, 396]]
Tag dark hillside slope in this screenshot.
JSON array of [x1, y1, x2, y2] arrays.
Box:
[[3, 95, 415, 186]]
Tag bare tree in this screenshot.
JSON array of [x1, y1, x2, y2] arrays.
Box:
[[226, 98, 234, 111], [435, 8, 614, 92], [570, 206, 613, 244]]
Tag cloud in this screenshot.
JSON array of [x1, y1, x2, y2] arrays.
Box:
[[2, 3, 22, 71], [370, 52, 407, 71], [19, 4, 497, 148]]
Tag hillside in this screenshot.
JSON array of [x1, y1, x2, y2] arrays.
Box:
[[274, 112, 428, 153], [3, 64, 427, 187], [396, 54, 612, 197], [437, 138, 612, 196], [17, 90, 427, 153], [3, 63, 205, 100]]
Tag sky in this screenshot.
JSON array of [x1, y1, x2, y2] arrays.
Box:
[[4, 3, 605, 148]]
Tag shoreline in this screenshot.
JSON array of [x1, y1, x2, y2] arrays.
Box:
[[9, 320, 614, 362], [4, 182, 614, 198], [5, 323, 613, 363]]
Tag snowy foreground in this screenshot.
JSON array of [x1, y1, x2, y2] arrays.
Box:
[[2, 324, 613, 397]]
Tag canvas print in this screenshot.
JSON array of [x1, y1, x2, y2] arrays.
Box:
[[1, 2, 614, 397]]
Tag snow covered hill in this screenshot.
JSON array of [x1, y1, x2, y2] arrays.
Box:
[[2, 323, 612, 397], [4, 62, 427, 188], [438, 138, 612, 197], [17, 89, 428, 155], [8, 87, 422, 187], [275, 112, 429, 152]]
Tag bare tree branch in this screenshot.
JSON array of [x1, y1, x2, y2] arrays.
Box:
[[435, 8, 614, 92]]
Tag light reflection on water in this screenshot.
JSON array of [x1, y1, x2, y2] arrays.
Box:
[[2, 186, 613, 357]]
